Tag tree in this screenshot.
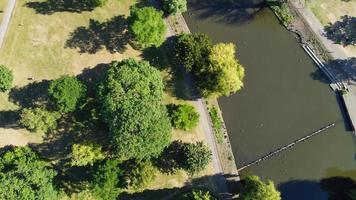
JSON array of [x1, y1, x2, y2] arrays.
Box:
[[0, 65, 13, 92], [170, 104, 199, 131], [70, 143, 105, 166], [20, 107, 60, 133], [129, 6, 167, 48], [92, 159, 123, 200], [200, 43, 245, 98], [91, 0, 108, 7], [175, 33, 212, 72], [98, 59, 171, 160], [162, 0, 187, 15], [123, 160, 157, 190], [0, 147, 61, 200], [48, 75, 86, 112], [182, 142, 212, 175], [240, 175, 281, 200], [179, 190, 216, 200]]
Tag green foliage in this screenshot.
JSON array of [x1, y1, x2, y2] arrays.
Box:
[[182, 142, 212, 175], [70, 143, 105, 166], [48, 75, 87, 113], [123, 160, 157, 190], [162, 0, 187, 15], [0, 147, 60, 200], [267, 1, 294, 26], [20, 107, 61, 133], [0, 65, 13, 92], [170, 104, 199, 131], [240, 175, 281, 200], [201, 43, 245, 98], [175, 33, 212, 72], [66, 190, 96, 200], [208, 106, 223, 144], [129, 6, 167, 48], [178, 190, 216, 200], [92, 159, 123, 200], [91, 0, 108, 7], [98, 59, 171, 160]]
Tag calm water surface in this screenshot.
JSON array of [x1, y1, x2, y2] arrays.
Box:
[[184, 0, 356, 199]]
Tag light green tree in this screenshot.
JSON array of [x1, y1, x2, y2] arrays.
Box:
[[201, 43, 245, 98], [162, 0, 187, 15], [123, 160, 157, 190], [48, 75, 86, 113], [70, 143, 105, 166], [129, 6, 167, 48], [170, 104, 199, 131], [0, 65, 13, 92], [0, 147, 61, 200], [98, 59, 171, 160], [240, 175, 281, 200], [20, 107, 60, 133]]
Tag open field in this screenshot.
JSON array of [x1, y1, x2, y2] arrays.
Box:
[[0, 0, 216, 197], [306, 0, 356, 56], [0, 0, 7, 22]]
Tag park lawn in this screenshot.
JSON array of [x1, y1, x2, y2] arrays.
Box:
[[0, 0, 7, 23], [0, 0, 215, 196], [306, 0, 356, 56]]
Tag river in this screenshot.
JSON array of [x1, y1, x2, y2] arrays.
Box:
[[183, 0, 356, 199]]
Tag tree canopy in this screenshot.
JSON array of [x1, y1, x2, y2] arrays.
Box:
[[98, 59, 171, 160], [48, 75, 87, 112], [0, 65, 13, 92], [240, 175, 281, 200], [123, 160, 157, 190], [129, 6, 167, 48], [201, 43, 245, 98], [92, 159, 123, 200], [169, 104, 199, 131], [70, 143, 105, 166], [162, 0, 187, 15], [179, 190, 216, 200], [0, 147, 61, 200], [20, 108, 60, 133]]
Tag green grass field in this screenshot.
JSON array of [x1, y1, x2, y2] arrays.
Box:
[[0, 0, 7, 22]]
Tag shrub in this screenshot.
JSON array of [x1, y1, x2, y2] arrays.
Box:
[[179, 190, 216, 200], [182, 142, 212, 175], [240, 175, 281, 200], [0, 65, 13, 92], [267, 1, 294, 26], [48, 76, 86, 113], [208, 106, 224, 144], [129, 6, 167, 48], [162, 0, 187, 15], [70, 143, 105, 166], [20, 107, 60, 133], [123, 160, 157, 190], [170, 104, 199, 131]]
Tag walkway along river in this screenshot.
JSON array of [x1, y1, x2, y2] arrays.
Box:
[[184, 0, 356, 199]]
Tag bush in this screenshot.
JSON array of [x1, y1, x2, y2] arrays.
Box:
[[178, 190, 216, 200], [170, 104, 199, 131], [267, 1, 294, 26], [208, 106, 224, 144], [70, 143, 105, 166], [182, 142, 212, 175], [20, 108, 60, 133], [48, 76, 87, 113], [162, 0, 187, 15], [240, 175, 281, 200], [123, 160, 157, 190], [129, 6, 167, 48], [0, 65, 13, 92]]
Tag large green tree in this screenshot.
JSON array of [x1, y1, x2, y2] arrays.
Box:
[[200, 43, 245, 98], [92, 159, 123, 200], [162, 0, 187, 15], [129, 6, 167, 48], [0, 65, 13, 92], [98, 59, 171, 160], [20, 107, 60, 133], [48, 75, 87, 113], [240, 175, 281, 200], [0, 147, 61, 200]]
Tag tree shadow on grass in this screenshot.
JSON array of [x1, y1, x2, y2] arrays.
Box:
[[0, 110, 21, 129], [8, 80, 51, 108], [66, 15, 130, 54], [25, 0, 101, 15], [324, 15, 356, 46], [187, 0, 266, 24], [76, 63, 110, 96]]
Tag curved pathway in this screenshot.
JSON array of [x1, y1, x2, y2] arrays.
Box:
[[0, 0, 16, 49]]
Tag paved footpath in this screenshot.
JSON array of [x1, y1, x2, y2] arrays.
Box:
[[0, 0, 16, 49]]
